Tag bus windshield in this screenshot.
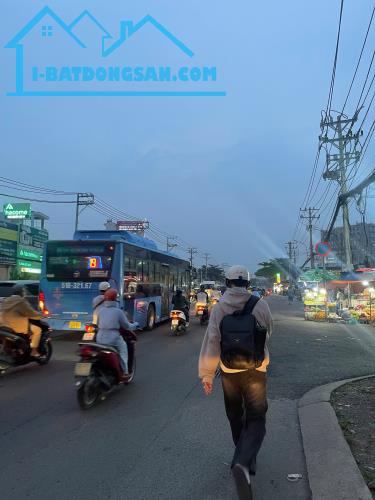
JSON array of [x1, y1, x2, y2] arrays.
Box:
[[46, 241, 115, 281]]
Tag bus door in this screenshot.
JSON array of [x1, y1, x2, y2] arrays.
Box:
[[161, 263, 170, 317]]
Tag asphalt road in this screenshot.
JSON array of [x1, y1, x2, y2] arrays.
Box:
[[1, 295, 375, 500]]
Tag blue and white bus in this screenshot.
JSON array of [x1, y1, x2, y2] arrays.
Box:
[[39, 230, 191, 332]]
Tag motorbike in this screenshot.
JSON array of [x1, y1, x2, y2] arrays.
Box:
[[75, 324, 136, 410], [170, 309, 188, 335], [0, 319, 53, 375], [196, 302, 209, 325]]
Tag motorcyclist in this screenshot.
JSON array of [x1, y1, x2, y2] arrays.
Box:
[[92, 281, 111, 325], [96, 288, 138, 376], [172, 289, 190, 325], [0, 285, 42, 357], [196, 285, 209, 305], [196, 285, 210, 319], [210, 288, 222, 302]]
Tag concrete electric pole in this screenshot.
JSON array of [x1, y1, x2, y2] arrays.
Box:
[[203, 253, 210, 280], [285, 240, 297, 280], [187, 247, 197, 269], [75, 193, 95, 231], [320, 112, 363, 270], [300, 208, 320, 269]]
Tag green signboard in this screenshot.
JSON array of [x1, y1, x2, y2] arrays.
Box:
[[17, 259, 41, 274], [0, 221, 18, 265], [19, 225, 48, 249], [17, 245, 43, 262], [0, 240, 17, 265], [3, 202, 31, 220]]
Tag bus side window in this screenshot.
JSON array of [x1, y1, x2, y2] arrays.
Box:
[[149, 262, 155, 283], [154, 262, 161, 284], [136, 259, 143, 282], [143, 261, 149, 283]]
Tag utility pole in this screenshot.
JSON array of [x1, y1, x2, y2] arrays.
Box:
[[285, 240, 297, 280], [300, 208, 320, 269], [75, 193, 95, 231], [187, 247, 197, 268], [203, 253, 210, 280], [166, 235, 178, 253], [320, 111, 363, 270]]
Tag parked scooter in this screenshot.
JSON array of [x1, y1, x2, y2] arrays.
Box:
[[75, 324, 136, 410], [0, 319, 53, 374], [196, 303, 209, 326], [170, 309, 188, 335]]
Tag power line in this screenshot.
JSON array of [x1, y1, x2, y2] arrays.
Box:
[[342, 6, 375, 112], [0, 192, 76, 203], [325, 0, 345, 117]]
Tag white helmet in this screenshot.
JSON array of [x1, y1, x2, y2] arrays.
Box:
[[99, 281, 111, 292], [225, 265, 250, 281]]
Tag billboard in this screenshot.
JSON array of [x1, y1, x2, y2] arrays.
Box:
[[3, 202, 31, 220], [0, 221, 18, 265], [117, 220, 150, 232], [18, 225, 48, 249]]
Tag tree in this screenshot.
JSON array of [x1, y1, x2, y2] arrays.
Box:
[[197, 264, 225, 283], [255, 258, 291, 280]]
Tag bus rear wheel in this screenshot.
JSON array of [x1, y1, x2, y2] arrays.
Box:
[[145, 305, 155, 330]]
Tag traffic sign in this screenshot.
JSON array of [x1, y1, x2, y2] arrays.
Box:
[[315, 241, 332, 257]]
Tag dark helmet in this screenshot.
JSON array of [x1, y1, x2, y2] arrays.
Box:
[[176, 289, 182, 296], [200, 285, 205, 292]]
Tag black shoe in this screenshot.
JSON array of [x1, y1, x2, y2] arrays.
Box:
[[249, 457, 257, 476], [232, 463, 253, 500]]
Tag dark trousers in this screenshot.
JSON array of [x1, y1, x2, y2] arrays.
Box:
[[221, 369, 268, 474]]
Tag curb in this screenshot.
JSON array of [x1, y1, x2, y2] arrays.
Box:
[[298, 374, 375, 500]]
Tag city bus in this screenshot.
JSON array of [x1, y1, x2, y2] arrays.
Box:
[[39, 230, 191, 332]]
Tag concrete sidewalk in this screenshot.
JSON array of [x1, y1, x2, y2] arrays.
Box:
[[299, 376, 375, 500]]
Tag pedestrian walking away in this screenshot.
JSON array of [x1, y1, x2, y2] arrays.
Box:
[[287, 287, 294, 305], [199, 265, 273, 500]]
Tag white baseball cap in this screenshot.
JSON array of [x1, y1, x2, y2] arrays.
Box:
[[225, 265, 250, 281], [99, 281, 111, 292]]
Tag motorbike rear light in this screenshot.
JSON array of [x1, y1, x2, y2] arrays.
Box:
[[80, 346, 96, 357], [85, 324, 95, 333], [38, 291, 49, 316]]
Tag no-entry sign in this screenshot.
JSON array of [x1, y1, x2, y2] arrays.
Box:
[[315, 241, 332, 257]]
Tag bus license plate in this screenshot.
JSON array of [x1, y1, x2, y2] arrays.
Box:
[[75, 362, 92, 376], [69, 321, 82, 329], [172, 320, 179, 325], [82, 332, 95, 341]]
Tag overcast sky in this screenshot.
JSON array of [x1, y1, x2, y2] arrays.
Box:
[[1, 0, 374, 271]]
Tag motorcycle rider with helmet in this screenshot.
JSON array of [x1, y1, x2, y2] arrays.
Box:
[[172, 289, 190, 325], [0, 285, 43, 357], [92, 281, 111, 325], [96, 288, 138, 376]]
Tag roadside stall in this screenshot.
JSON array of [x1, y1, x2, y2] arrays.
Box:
[[299, 269, 338, 322], [325, 271, 375, 323]]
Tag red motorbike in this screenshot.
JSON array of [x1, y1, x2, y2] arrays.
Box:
[[75, 324, 137, 410]]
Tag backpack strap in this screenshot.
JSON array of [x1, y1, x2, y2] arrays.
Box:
[[93, 297, 105, 311], [241, 295, 260, 315]]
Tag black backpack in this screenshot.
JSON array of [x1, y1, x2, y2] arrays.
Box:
[[220, 296, 267, 370]]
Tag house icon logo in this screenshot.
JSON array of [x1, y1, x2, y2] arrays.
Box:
[[5, 6, 226, 97]]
